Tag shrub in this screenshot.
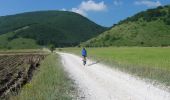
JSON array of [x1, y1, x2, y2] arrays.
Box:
[[48, 44, 56, 52]]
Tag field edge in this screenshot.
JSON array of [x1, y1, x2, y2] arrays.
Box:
[[10, 53, 77, 100]]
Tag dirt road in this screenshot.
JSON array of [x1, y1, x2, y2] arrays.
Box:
[[58, 52, 170, 100]]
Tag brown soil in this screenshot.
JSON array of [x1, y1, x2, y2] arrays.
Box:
[[0, 53, 48, 99]]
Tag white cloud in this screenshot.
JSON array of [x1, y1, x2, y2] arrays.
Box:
[[113, 0, 123, 6], [71, 0, 107, 16], [71, 8, 87, 16], [134, 0, 161, 7], [80, 0, 107, 11]]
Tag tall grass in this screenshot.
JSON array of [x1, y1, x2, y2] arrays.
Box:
[[62, 47, 170, 86], [11, 53, 76, 100]]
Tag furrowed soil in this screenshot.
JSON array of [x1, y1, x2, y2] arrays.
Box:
[[0, 52, 47, 99]]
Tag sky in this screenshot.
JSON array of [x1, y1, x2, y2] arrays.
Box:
[[0, 0, 170, 27]]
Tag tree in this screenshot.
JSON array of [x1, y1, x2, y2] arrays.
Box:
[[48, 44, 55, 52]]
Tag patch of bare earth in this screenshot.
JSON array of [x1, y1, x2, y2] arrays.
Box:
[[0, 52, 47, 99]]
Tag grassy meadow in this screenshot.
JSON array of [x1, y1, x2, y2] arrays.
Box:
[[11, 53, 76, 100], [0, 32, 40, 50], [62, 47, 170, 86]]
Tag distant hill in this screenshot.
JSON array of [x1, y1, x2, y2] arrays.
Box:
[[82, 5, 170, 47], [0, 11, 107, 49]]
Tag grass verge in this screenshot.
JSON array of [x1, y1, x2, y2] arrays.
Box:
[[11, 53, 76, 100]]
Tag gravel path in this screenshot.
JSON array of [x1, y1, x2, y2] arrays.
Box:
[[58, 52, 170, 100]]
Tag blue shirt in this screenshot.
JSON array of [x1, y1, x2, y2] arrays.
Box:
[[82, 49, 87, 56]]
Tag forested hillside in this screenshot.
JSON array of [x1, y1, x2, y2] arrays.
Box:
[[82, 5, 170, 47], [0, 11, 106, 49]]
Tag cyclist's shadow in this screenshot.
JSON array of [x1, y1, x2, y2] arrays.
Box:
[[87, 61, 100, 66]]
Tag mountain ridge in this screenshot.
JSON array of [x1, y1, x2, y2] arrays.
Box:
[[82, 5, 170, 47], [0, 10, 107, 49]]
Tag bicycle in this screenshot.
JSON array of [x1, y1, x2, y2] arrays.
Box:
[[82, 56, 86, 66]]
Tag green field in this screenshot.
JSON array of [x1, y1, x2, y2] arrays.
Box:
[[62, 47, 170, 86], [0, 32, 40, 50], [11, 53, 76, 100]]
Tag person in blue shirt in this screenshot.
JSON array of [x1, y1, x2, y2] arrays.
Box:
[[82, 48, 87, 65], [82, 48, 87, 57]]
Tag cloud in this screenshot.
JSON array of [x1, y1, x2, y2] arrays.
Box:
[[134, 0, 161, 7], [113, 0, 123, 6], [71, 0, 107, 16], [71, 8, 87, 16]]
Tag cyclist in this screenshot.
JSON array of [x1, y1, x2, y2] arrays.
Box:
[[81, 48, 87, 65]]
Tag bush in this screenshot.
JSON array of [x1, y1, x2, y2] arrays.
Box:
[[48, 44, 56, 52]]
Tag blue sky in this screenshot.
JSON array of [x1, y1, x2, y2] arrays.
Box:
[[0, 0, 170, 27]]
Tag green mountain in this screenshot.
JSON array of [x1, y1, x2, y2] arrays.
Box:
[[0, 11, 106, 49], [82, 5, 170, 47]]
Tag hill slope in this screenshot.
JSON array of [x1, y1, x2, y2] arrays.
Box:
[[0, 11, 106, 49], [82, 5, 170, 47]]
